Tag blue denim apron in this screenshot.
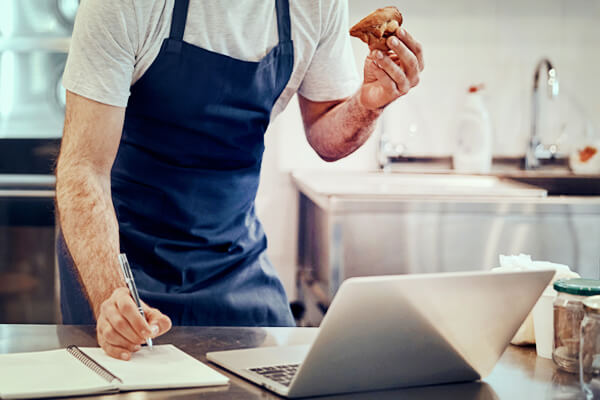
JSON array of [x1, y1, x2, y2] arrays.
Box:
[[58, 0, 295, 326]]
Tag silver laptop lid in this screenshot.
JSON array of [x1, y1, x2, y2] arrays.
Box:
[[287, 269, 553, 398]]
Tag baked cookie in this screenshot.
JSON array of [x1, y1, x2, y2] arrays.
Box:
[[349, 6, 403, 51]]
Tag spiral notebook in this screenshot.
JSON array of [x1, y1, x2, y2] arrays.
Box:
[[0, 344, 228, 399]]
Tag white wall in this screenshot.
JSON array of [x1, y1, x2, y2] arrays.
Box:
[[257, 0, 600, 298]]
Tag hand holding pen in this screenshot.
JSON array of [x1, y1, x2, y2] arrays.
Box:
[[118, 254, 154, 349], [94, 255, 172, 361]]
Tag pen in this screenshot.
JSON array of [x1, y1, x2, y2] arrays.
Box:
[[118, 253, 153, 349]]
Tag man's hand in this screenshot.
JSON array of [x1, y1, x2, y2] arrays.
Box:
[[298, 27, 424, 162], [96, 287, 172, 360], [359, 27, 424, 110]]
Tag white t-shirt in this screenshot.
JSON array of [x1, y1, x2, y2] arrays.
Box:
[[63, 0, 360, 119]]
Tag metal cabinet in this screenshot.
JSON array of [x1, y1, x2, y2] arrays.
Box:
[[294, 172, 600, 326]]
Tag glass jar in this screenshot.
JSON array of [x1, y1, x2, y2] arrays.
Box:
[[553, 279, 600, 373], [580, 296, 600, 399]]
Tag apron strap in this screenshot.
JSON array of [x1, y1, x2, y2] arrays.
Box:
[[170, 0, 190, 40], [170, 0, 289, 44], [275, 0, 292, 43]]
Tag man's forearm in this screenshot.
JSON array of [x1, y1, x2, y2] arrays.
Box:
[[305, 93, 383, 162], [56, 161, 124, 318]]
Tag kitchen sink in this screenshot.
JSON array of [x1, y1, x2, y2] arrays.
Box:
[[506, 175, 600, 196], [384, 156, 600, 196]]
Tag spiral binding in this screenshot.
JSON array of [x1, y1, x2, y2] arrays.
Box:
[[66, 345, 123, 384]]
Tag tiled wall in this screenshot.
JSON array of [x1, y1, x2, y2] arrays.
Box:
[[258, 0, 600, 297]]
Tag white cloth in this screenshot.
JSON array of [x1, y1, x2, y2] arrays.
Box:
[[63, 0, 361, 119], [493, 254, 580, 345]]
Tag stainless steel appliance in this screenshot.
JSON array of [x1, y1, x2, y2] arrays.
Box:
[[0, 51, 67, 138], [0, 0, 78, 323], [0, 0, 74, 139], [0, 174, 56, 323]]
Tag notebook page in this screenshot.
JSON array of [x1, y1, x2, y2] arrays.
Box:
[[0, 349, 116, 399], [80, 345, 228, 391]]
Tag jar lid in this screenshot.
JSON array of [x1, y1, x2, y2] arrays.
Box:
[[554, 279, 600, 296], [583, 295, 600, 313]]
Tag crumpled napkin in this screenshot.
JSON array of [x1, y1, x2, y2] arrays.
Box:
[[492, 254, 580, 345]]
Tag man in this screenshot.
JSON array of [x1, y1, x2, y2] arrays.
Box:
[[56, 0, 424, 360]]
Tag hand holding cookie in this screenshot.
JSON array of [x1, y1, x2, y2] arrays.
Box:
[[350, 6, 404, 51], [350, 7, 424, 110]]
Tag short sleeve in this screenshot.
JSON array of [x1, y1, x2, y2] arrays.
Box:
[[62, 0, 139, 107], [297, 0, 360, 102]]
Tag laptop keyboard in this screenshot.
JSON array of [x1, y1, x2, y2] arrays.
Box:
[[248, 364, 300, 387]]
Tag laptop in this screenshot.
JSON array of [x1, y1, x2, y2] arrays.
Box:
[[207, 269, 554, 398]]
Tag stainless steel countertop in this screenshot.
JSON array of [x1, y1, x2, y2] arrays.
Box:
[[292, 171, 600, 214], [0, 325, 583, 399]]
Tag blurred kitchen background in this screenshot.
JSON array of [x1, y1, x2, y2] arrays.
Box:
[[0, 0, 599, 325]]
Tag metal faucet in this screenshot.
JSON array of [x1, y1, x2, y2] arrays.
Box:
[[376, 110, 413, 172], [526, 58, 560, 169], [377, 132, 405, 172]]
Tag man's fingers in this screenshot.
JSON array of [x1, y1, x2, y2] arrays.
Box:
[[144, 305, 173, 337], [96, 288, 172, 360], [99, 337, 136, 361], [373, 51, 410, 95], [386, 36, 420, 87], [115, 293, 152, 340], [395, 27, 424, 71], [102, 327, 142, 353], [104, 303, 146, 348]]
